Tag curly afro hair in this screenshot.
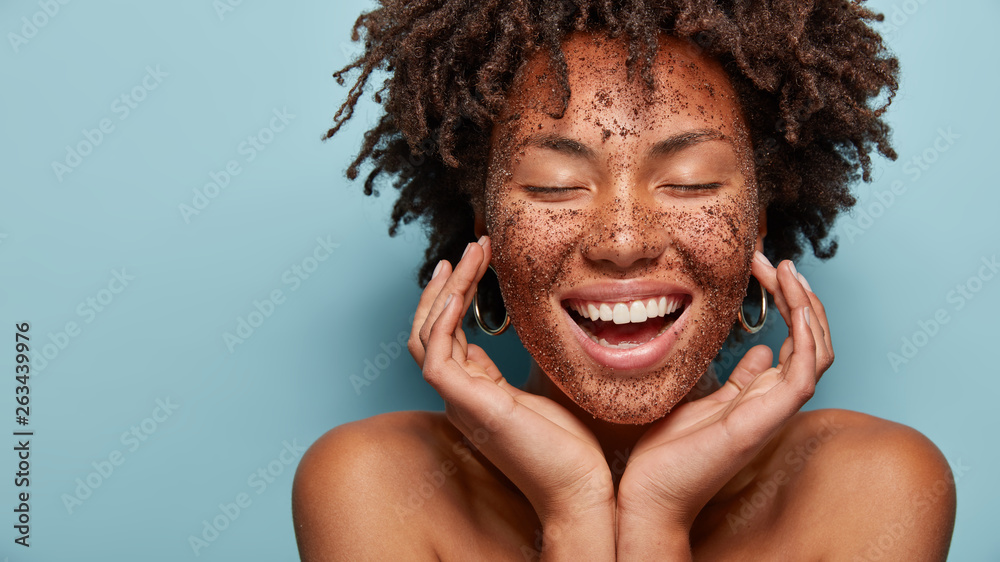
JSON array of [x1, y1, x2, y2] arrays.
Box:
[[324, 0, 899, 331]]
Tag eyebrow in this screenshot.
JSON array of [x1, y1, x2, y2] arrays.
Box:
[[646, 129, 728, 158], [520, 128, 729, 161], [522, 133, 597, 160]]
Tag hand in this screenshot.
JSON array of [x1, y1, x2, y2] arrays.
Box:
[[410, 236, 615, 522], [616, 253, 833, 543]]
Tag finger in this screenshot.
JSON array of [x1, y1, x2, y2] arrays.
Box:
[[419, 238, 491, 354], [777, 335, 793, 366], [751, 251, 791, 326], [774, 263, 831, 378], [428, 239, 490, 336], [467, 343, 503, 384], [452, 237, 494, 357], [776, 304, 818, 409], [772, 260, 807, 363], [796, 273, 834, 372], [450, 238, 493, 358], [464, 236, 493, 312], [423, 293, 470, 398], [409, 259, 453, 367], [711, 345, 773, 402], [777, 260, 813, 314]]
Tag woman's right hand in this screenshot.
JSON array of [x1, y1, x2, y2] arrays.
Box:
[[408, 236, 615, 525]]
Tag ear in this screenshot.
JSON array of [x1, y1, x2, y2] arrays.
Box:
[[755, 205, 767, 254]]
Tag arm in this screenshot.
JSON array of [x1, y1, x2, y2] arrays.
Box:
[[616, 509, 692, 562], [536, 500, 617, 561], [615, 514, 691, 561]]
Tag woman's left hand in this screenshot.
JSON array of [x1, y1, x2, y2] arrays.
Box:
[[616, 253, 834, 556]]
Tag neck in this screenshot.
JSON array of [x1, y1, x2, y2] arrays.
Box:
[[519, 360, 721, 491]]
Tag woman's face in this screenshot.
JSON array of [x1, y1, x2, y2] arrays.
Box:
[[481, 32, 764, 424]]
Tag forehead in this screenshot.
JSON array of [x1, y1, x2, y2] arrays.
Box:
[[496, 31, 747, 151]]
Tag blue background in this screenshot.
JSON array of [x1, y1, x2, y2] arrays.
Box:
[[1, 0, 996, 559]]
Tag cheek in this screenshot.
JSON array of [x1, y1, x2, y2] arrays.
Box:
[[487, 200, 587, 319], [662, 195, 757, 309], [674, 206, 746, 270]]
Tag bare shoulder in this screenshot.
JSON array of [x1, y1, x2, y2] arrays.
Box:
[[291, 410, 451, 562], [776, 408, 957, 560]]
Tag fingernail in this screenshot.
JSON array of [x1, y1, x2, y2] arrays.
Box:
[[804, 306, 811, 327], [788, 261, 798, 277], [797, 272, 812, 292], [478, 235, 488, 246], [462, 243, 472, 258], [754, 251, 773, 267], [444, 293, 454, 307], [432, 260, 445, 280]]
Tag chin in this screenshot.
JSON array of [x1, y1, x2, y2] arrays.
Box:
[[551, 351, 722, 425]]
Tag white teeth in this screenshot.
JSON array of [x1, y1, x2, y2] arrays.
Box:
[[666, 297, 680, 315], [570, 295, 686, 325], [585, 306, 681, 349], [599, 303, 613, 321], [612, 303, 630, 324], [629, 301, 647, 323], [587, 303, 600, 321]]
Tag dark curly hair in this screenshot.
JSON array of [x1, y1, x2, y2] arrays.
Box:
[[324, 0, 898, 331]]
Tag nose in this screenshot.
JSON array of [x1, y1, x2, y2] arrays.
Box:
[[581, 195, 668, 269]]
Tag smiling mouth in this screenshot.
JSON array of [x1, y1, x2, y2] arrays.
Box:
[[563, 295, 691, 349]]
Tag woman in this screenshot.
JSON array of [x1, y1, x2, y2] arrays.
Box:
[[293, 1, 956, 559]]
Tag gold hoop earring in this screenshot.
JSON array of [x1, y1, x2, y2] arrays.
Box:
[[473, 265, 510, 336], [739, 278, 768, 334]]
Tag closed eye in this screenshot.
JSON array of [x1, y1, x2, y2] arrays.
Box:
[[660, 182, 724, 192], [523, 186, 585, 194], [521, 185, 589, 201]]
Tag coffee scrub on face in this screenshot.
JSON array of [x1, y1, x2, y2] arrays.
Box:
[[483, 33, 761, 424]]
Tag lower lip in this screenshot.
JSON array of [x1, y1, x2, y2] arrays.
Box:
[[563, 304, 690, 373]]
